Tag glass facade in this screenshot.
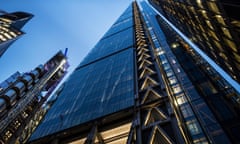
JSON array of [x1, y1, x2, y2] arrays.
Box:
[[30, 5, 135, 140], [79, 5, 133, 67], [29, 1, 240, 144], [102, 5, 133, 38], [140, 1, 238, 143], [31, 49, 135, 139], [79, 27, 133, 66], [149, 0, 240, 83]]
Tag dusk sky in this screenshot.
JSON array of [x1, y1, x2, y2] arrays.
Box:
[[0, 0, 132, 82], [0, 0, 239, 92]]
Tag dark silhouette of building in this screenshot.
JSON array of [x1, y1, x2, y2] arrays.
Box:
[[0, 50, 69, 144], [0, 11, 33, 57], [29, 1, 240, 144], [149, 0, 240, 83]]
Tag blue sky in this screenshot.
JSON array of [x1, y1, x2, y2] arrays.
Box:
[[1, 0, 239, 93], [0, 0, 133, 82]]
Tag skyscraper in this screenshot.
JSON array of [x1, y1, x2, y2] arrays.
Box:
[[148, 0, 240, 83], [0, 50, 69, 144], [30, 1, 240, 144], [0, 11, 33, 57]]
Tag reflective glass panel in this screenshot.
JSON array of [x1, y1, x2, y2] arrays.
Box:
[[31, 49, 135, 139]]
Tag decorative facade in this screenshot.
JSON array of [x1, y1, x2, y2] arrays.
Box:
[[0, 50, 69, 144]]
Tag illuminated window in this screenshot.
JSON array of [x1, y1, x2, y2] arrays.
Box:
[[163, 63, 170, 70], [172, 59, 176, 64], [3, 32, 12, 39], [206, 42, 213, 49], [171, 43, 179, 48], [233, 52, 240, 63], [221, 27, 232, 39], [158, 50, 165, 55], [180, 104, 193, 118], [213, 40, 223, 52], [172, 85, 182, 94], [200, 10, 208, 19], [193, 138, 208, 144], [207, 30, 219, 41], [176, 94, 187, 105], [0, 35, 7, 41], [0, 18, 11, 23], [9, 31, 17, 37], [224, 63, 233, 72], [215, 15, 226, 26], [202, 33, 208, 40], [231, 20, 240, 29], [189, 6, 197, 15], [22, 111, 29, 118], [166, 69, 174, 77], [224, 38, 238, 52], [187, 120, 202, 135], [161, 59, 168, 65], [4, 130, 12, 140], [205, 20, 214, 30], [100, 122, 131, 143], [168, 76, 177, 85], [219, 52, 228, 60], [196, 0, 204, 8], [176, 68, 181, 73], [207, 1, 220, 14], [199, 25, 205, 33]]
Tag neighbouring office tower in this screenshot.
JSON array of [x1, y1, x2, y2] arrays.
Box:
[[29, 1, 240, 144], [0, 10, 33, 57], [148, 0, 240, 83], [0, 50, 69, 144]]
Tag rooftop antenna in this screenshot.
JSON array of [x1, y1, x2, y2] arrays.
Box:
[[64, 48, 68, 57]]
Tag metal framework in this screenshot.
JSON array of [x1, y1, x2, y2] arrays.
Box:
[[29, 2, 185, 144], [155, 13, 240, 143], [0, 51, 68, 144], [127, 2, 176, 144], [28, 1, 240, 144]]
